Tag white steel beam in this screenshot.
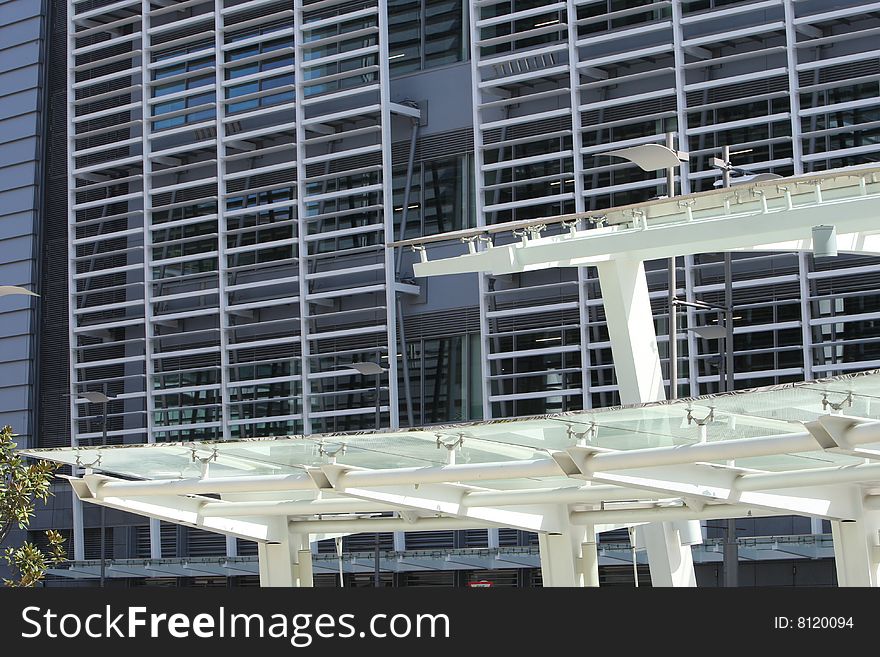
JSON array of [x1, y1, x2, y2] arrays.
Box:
[[67, 476, 285, 543], [320, 466, 568, 533], [288, 517, 486, 533], [410, 171, 880, 278]]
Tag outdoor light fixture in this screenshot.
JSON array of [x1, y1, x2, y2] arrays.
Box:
[[687, 325, 727, 340], [337, 360, 387, 588], [712, 172, 783, 187], [345, 361, 386, 376], [0, 285, 38, 297], [812, 225, 838, 258], [74, 388, 115, 588], [605, 143, 688, 172], [710, 147, 782, 188], [76, 391, 112, 404], [603, 133, 689, 400]]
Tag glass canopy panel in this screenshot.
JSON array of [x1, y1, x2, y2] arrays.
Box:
[[24, 444, 304, 480], [20, 370, 880, 480]]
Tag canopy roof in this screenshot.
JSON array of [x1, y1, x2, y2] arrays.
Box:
[[19, 370, 880, 549], [22, 369, 880, 482]]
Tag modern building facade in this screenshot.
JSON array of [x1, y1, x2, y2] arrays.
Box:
[[4, 0, 880, 585]]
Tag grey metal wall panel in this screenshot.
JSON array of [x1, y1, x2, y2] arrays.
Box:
[[0, 0, 40, 27], [0, 137, 38, 165], [0, 162, 37, 188], [0, 16, 38, 49], [0, 89, 38, 120], [0, 114, 37, 141], [0, 0, 43, 444], [0, 40, 39, 71], [0, 211, 34, 240], [0, 65, 39, 94], [0, 186, 35, 215]]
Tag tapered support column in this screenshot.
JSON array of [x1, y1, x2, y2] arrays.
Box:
[[639, 522, 697, 588], [596, 258, 665, 405], [539, 527, 593, 587], [832, 516, 880, 587], [258, 541, 294, 587], [597, 257, 699, 587], [258, 528, 313, 587], [297, 547, 314, 588], [581, 526, 600, 588]]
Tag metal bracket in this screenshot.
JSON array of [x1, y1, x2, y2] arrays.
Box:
[[822, 392, 853, 412], [567, 422, 597, 446], [191, 447, 218, 464], [436, 433, 465, 450], [318, 442, 347, 461], [461, 235, 480, 254], [687, 407, 715, 426], [75, 453, 102, 469], [411, 244, 428, 263]]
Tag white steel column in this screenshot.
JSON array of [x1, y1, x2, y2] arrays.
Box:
[[670, 0, 691, 194], [467, 0, 492, 420], [538, 525, 591, 587], [292, 0, 312, 435], [566, 0, 593, 411], [831, 496, 880, 587], [596, 256, 698, 586], [258, 541, 294, 588], [297, 544, 314, 588], [65, 0, 83, 561], [140, 0, 161, 560], [831, 519, 879, 587], [377, 0, 400, 429], [798, 252, 814, 381], [782, 0, 805, 176], [683, 254, 699, 397], [595, 257, 664, 405], [538, 531, 579, 587], [213, 1, 232, 441], [581, 524, 599, 588], [638, 521, 697, 588], [257, 526, 312, 588]]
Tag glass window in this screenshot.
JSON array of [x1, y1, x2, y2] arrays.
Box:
[[388, 0, 466, 76], [388, 0, 421, 75], [425, 0, 464, 68], [400, 333, 482, 426], [393, 154, 474, 238]]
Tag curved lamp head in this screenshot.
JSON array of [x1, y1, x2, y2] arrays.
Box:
[[0, 285, 38, 298], [687, 325, 727, 340], [344, 362, 386, 376], [604, 143, 689, 172], [713, 172, 783, 187], [76, 391, 112, 403]]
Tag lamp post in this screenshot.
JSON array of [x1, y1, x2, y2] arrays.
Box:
[[710, 146, 786, 587], [605, 133, 689, 399], [75, 388, 114, 587], [345, 361, 387, 587]]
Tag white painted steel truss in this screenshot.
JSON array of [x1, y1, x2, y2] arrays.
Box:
[[22, 370, 880, 587], [402, 165, 880, 278]]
